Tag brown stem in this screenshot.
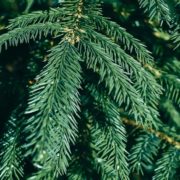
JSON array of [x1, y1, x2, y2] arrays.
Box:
[[122, 118, 180, 150], [144, 64, 162, 78]]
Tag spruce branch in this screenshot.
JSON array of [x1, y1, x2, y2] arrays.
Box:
[[0, 0, 179, 179], [86, 84, 129, 180], [8, 7, 68, 29], [0, 109, 24, 180], [153, 147, 180, 180], [86, 29, 162, 119], [89, 15, 154, 64], [0, 22, 63, 52], [138, 0, 172, 23], [79, 40, 158, 128], [123, 118, 180, 149], [129, 132, 161, 175], [24, 41, 82, 175]]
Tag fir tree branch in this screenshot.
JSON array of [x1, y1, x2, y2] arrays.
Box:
[[0, 0, 179, 179], [8, 7, 69, 29], [86, 84, 130, 180], [138, 0, 172, 23], [153, 147, 180, 180], [129, 132, 161, 175], [79, 40, 158, 128], [0, 109, 24, 180], [8, 1, 82, 30], [122, 118, 180, 149], [24, 41, 82, 176], [0, 22, 63, 52], [86, 29, 162, 121], [88, 15, 154, 64]]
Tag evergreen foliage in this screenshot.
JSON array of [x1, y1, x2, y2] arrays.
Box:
[[0, 108, 24, 180], [138, 0, 172, 23], [153, 147, 180, 180], [0, 0, 179, 179]]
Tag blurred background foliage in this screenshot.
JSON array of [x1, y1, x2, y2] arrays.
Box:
[[0, 0, 179, 179]]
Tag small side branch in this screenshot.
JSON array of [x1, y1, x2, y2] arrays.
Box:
[[122, 118, 180, 150]]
